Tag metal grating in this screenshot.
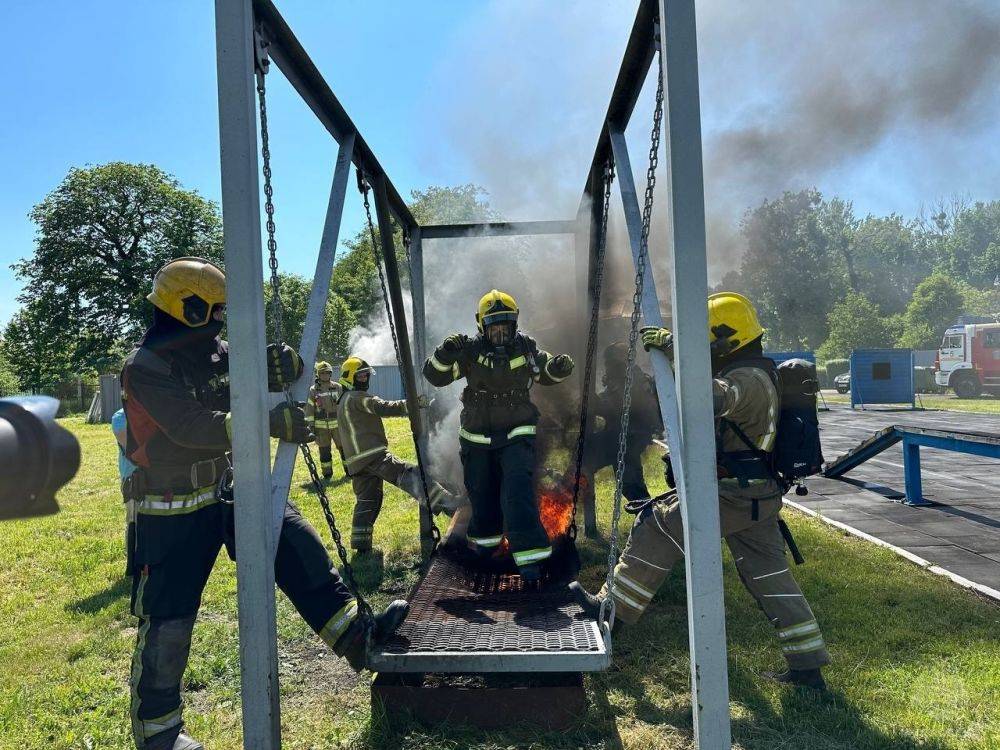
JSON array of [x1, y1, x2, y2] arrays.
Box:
[[368, 555, 609, 673]]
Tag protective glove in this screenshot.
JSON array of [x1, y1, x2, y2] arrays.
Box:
[[269, 402, 313, 443], [441, 334, 464, 353], [267, 343, 304, 390], [640, 326, 674, 357], [548, 353, 575, 379], [593, 414, 607, 432], [416, 394, 434, 409]]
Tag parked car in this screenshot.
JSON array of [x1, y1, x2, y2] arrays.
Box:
[[834, 372, 851, 394]]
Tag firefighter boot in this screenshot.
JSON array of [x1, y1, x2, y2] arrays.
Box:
[[569, 581, 605, 621], [763, 667, 827, 691], [519, 564, 543, 583], [334, 599, 410, 672], [148, 732, 203, 750]]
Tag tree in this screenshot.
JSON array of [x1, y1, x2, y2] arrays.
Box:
[[940, 201, 1000, 287], [737, 190, 849, 350], [331, 184, 497, 326], [263, 272, 357, 365], [13, 162, 223, 374], [0, 347, 21, 394], [960, 283, 1000, 319], [849, 214, 934, 316], [817, 292, 897, 361], [899, 273, 966, 349], [1, 298, 77, 392]]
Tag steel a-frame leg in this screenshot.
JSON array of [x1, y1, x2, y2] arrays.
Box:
[[269, 133, 355, 541], [657, 0, 732, 745], [214, 0, 281, 745]]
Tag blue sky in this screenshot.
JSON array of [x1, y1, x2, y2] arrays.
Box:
[[4, 1, 999, 325]]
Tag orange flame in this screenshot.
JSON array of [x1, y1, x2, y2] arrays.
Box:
[[494, 472, 586, 556]]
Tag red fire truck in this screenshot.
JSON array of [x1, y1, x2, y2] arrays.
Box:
[[935, 319, 1000, 397]]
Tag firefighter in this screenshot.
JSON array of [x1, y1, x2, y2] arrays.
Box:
[[337, 355, 460, 553], [121, 258, 408, 750], [570, 292, 830, 690], [583, 341, 660, 509], [422, 290, 575, 581], [306, 360, 343, 479]]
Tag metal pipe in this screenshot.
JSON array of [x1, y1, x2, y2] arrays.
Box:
[[269, 133, 355, 543], [372, 174, 435, 556], [213, 0, 281, 744], [420, 219, 578, 239], [657, 0, 732, 745]]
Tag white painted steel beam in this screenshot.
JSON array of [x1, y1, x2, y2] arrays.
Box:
[[213, 0, 281, 745], [658, 0, 732, 746], [269, 133, 355, 543]]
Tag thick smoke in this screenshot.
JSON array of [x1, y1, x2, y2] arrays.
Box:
[[700, 0, 1000, 266], [420, 0, 1000, 275], [350, 0, 1000, 484]]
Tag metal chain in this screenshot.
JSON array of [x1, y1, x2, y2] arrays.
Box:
[[599, 59, 665, 627], [358, 173, 441, 549], [255, 48, 373, 627], [568, 159, 615, 539]]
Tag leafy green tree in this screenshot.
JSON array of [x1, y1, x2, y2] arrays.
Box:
[[13, 162, 223, 373], [264, 272, 357, 365], [849, 214, 934, 315], [960, 283, 1000, 318], [817, 292, 896, 361], [941, 201, 1000, 287], [738, 189, 849, 350], [331, 184, 497, 325], [1, 298, 77, 391], [0, 346, 21, 394], [899, 273, 965, 349]]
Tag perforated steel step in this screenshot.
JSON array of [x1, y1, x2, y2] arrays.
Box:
[[367, 555, 609, 673]]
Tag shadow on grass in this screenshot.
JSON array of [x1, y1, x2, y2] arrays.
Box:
[[352, 549, 386, 592], [67, 576, 130, 615]]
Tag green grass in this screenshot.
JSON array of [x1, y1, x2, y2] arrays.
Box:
[[1, 418, 998, 749], [823, 390, 1000, 414]]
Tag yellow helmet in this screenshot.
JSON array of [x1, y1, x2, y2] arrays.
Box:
[[147, 257, 226, 327], [476, 289, 519, 333], [339, 356, 373, 390], [707, 292, 763, 353], [315, 360, 334, 376]]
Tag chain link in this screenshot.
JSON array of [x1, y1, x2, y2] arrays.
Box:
[[255, 52, 373, 627], [358, 174, 441, 549], [568, 159, 615, 539], [599, 59, 665, 627]]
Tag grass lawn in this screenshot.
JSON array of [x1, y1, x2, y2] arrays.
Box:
[[822, 390, 1000, 415], [2, 418, 998, 749]]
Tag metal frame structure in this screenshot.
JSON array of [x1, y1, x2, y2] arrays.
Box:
[[214, 0, 731, 746]]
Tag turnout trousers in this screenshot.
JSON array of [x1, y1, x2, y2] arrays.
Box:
[[349, 449, 451, 552], [583, 429, 651, 502], [314, 419, 343, 478], [129, 494, 356, 749], [461, 437, 551, 570], [601, 491, 830, 670]]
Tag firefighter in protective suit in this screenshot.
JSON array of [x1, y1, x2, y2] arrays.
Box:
[[570, 292, 830, 690], [306, 360, 343, 479], [337, 356, 460, 553], [423, 290, 575, 581], [121, 258, 408, 750]]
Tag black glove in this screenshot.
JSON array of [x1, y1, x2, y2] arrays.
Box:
[[267, 343, 304, 391], [269, 402, 313, 443], [549, 353, 575, 379], [442, 334, 465, 353]]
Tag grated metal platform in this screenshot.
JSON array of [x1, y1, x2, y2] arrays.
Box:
[[367, 555, 610, 673]]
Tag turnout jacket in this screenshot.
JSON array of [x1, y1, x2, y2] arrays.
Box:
[[712, 361, 781, 501], [121, 336, 233, 493], [423, 332, 567, 447], [336, 391, 408, 471], [306, 382, 342, 430]]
